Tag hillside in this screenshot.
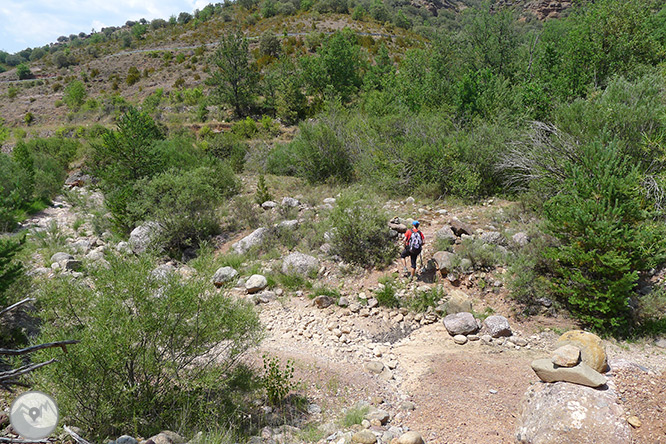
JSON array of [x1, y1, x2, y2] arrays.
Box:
[[1, 0, 666, 443]]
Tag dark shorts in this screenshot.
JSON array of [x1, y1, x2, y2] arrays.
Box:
[[401, 247, 421, 269]]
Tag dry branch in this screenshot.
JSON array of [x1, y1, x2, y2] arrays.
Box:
[[0, 298, 36, 318], [0, 340, 79, 356]]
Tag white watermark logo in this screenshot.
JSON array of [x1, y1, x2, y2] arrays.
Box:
[[9, 391, 59, 440]]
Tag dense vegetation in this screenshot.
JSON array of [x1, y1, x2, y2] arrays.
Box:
[[1, 0, 666, 440]]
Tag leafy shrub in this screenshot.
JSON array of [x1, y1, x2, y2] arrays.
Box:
[[409, 286, 444, 312], [128, 164, 238, 253], [231, 117, 258, 138], [16, 63, 32, 80], [374, 282, 400, 308], [126, 66, 141, 86], [341, 404, 369, 427], [63, 80, 87, 111], [454, 237, 509, 270], [329, 191, 397, 268], [35, 255, 262, 440], [255, 174, 273, 205], [262, 355, 297, 406], [541, 142, 666, 334], [0, 235, 24, 306], [206, 132, 248, 172]]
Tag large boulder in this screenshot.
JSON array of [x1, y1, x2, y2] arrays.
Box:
[[443, 312, 478, 336], [482, 315, 512, 338], [554, 330, 609, 373], [245, 274, 268, 294], [129, 222, 161, 254], [516, 380, 630, 444], [444, 289, 472, 314], [212, 266, 238, 287], [432, 251, 455, 274], [282, 252, 319, 276], [480, 231, 507, 246], [530, 359, 607, 388], [232, 228, 269, 255], [51, 252, 73, 264], [449, 219, 473, 236], [435, 226, 456, 245]]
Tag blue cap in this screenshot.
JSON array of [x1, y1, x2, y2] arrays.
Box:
[[412, 220, 419, 226]]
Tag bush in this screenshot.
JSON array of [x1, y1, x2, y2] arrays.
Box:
[[128, 165, 239, 253], [63, 80, 87, 111], [542, 142, 666, 335], [16, 63, 32, 80], [126, 66, 141, 86], [374, 282, 400, 308], [262, 354, 297, 406], [329, 191, 397, 268], [35, 255, 262, 441], [206, 132, 248, 172]]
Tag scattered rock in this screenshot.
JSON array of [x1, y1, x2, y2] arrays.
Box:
[[655, 338, 666, 349], [282, 252, 320, 276], [453, 334, 468, 345], [212, 266, 238, 287], [530, 359, 607, 388], [313, 295, 335, 309], [482, 315, 512, 338], [282, 197, 300, 207], [444, 289, 472, 314], [129, 221, 161, 254], [352, 429, 376, 443], [480, 231, 507, 246], [554, 330, 609, 373], [338, 297, 349, 307], [516, 379, 630, 444], [261, 200, 278, 210], [435, 226, 456, 245], [459, 258, 473, 272], [400, 401, 416, 411], [512, 232, 530, 247], [51, 252, 73, 263], [397, 431, 424, 444], [148, 431, 186, 444], [551, 345, 581, 367], [232, 227, 269, 255], [364, 361, 384, 375], [627, 416, 642, 428], [63, 259, 82, 271], [450, 219, 473, 236], [366, 409, 390, 425], [115, 436, 138, 444], [245, 274, 268, 294], [443, 312, 478, 336], [432, 251, 455, 274]]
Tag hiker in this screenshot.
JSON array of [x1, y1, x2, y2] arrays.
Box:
[[401, 220, 424, 279]]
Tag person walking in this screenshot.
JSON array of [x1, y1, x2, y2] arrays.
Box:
[[400, 220, 424, 280]]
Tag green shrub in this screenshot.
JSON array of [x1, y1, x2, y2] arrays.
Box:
[[409, 286, 444, 312], [329, 191, 397, 268], [454, 237, 509, 270], [374, 282, 400, 308], [231, 117, 258, 138], [261, 354, 297, 406], [35, 255, 262, 441], [16, 63, 32, 80], [63, 80, 87, 111], [290, 121, 353, 184], [340, 404, 369, 427], [0, 235, 24, 306], [206, 132, 248, 173], [129, 165, 238, 253], [126, 66, 141, 86], [542, 142, 666, 335], [255, 174, 273, 205]]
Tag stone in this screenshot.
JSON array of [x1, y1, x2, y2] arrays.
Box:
[[366, 409, 390, 425], [314, 295, 335, 309], [530, 359, 607, 388], [72, 239, 92, 253], [352, 430, 376, 444], [115, 436, 138, 444], [86, 249, 105, 261], [323, 197, 336, 205], [432, 251, 455, 274], [51, 252, 73, 263], [397, 431, 424, 444], [261, 200, 277, 210], [444, 289, 472, 314], [443, 312, 478, 336], [655, 338, 666, 349], [480, 231, 507, 246], [482, 315, 512, 338], [551, 345, 581, 367], [245, 274, 268, 294], [148, 431, 186, 444], [388, 220, 408, 233], [338, 297, 350, 307], [232, 228, 269, 255], [365, 361, 384, 374], [453, 334, 468, 345], [116, 241, 132, 254], [554, 330, 609, 373], [459, 258, 473, 272], [129, 221, 161, 254], [450, 218, 473, 236], [400, 401, 416, 411], [212, 266, 238, 287], [435, 226, 456, 245], [151, 263, 175, 282], [627, 416, 642, 428], [516, 379, 630, 444], [512, 232, 530, 247], [281, 197, 300, 207], [282, 252, 319, 276]]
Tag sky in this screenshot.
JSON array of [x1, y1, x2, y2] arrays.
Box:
[[0, 0, 212, 54]]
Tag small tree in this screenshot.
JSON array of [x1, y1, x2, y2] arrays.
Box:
[[207, 29, 259, 117], [16, 63, 32, 80]]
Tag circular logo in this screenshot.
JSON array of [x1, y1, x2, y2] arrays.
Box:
[[9, 391, 59, 439]]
